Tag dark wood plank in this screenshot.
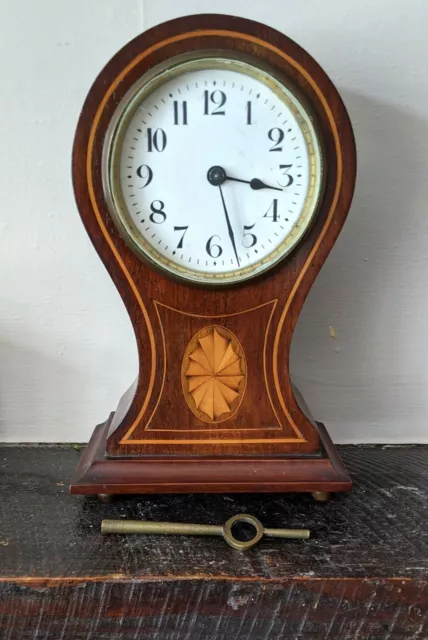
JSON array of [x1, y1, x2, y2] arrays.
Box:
[[1, 445, 427, 638], [1, 578, 427, 639], [1, 445, 428, 579]]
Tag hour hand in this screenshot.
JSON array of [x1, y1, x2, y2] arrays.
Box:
[[228, 175, 283, 192], [248, 178, 282, 192]]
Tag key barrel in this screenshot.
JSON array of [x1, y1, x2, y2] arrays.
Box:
[[101, 519, 223, 536]]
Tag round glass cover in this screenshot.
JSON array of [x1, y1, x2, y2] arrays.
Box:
[[103, 54, 324, 285]]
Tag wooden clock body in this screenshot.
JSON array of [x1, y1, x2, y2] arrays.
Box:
[[70, 15, 356, 496]]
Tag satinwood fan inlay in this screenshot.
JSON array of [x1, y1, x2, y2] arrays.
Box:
[[182, 326, 246, 423]]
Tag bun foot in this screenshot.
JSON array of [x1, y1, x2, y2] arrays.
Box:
[[312, 491, 331, 502]]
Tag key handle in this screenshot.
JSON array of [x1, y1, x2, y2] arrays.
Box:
[[223, 513, 265, 550]]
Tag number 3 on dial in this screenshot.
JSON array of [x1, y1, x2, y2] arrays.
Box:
[[278, 164, 294, 187]]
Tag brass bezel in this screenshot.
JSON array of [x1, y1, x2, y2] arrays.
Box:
[[102, 51, 324, 286]]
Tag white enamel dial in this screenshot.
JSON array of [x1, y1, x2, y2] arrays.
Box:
[[104, 56, 323, 285]]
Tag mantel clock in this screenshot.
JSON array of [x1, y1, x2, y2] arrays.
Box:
[[70, 15, 356, 499]]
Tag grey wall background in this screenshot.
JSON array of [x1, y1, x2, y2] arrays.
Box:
[[0, 0, 427, 442]]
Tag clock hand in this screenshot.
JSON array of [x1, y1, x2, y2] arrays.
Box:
[[218, 184, 241, 267], [227, 176, 283, 192], [206, 165, 282, 192]]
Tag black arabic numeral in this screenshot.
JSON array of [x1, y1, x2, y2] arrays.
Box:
[[206, 235, 223, 258], [263, 199, 279, 222], [246, 101, 252, 125], [268, 128, 284, 152], [243, 223, 257, 248], [173, 100, 188, 125], [147, 128, 167, 152], [136, 164, 153, 188], [203, 90, 226, 115], [278, 164, 294, 187], [173, 226, 189, 248], [149, 200, 166, 224]]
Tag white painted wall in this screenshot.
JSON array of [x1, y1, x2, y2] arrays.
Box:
[[1, 0, 427, 443]]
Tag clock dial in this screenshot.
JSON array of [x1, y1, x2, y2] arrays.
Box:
[[104, 56, 323, 284]]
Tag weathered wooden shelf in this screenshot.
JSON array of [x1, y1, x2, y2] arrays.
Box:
[[0, 445, 427, 639]]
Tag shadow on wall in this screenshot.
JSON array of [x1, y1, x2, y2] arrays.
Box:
[[291, 89, 428, 441], [0, 335, 98, 442]]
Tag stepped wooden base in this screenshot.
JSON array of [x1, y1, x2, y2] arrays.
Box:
[[70, 415, 352, 496]]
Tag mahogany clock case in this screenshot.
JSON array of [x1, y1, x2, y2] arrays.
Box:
[[70, 15, 356, 496]]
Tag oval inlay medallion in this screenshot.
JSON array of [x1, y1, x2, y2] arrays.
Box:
[[181, 325, 247, 424]]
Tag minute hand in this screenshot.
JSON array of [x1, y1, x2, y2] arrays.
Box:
[[218, 185, 240, 267], [226, 176, 283, 192]]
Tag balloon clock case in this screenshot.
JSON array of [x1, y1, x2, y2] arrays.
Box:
[[70, 15, 356, 500]]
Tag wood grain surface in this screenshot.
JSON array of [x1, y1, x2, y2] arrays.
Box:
[[1, 445, 428, 639]]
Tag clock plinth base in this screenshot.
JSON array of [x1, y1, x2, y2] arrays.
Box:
[[70, 416, 351, 496]]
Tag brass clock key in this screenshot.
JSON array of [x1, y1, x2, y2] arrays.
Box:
[[101, 514, 310, 551]]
